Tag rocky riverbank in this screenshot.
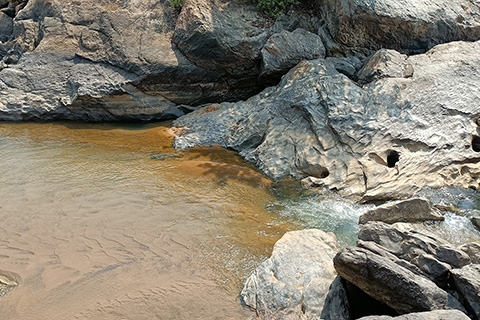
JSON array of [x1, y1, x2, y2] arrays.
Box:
[[0, 0, 479, 199], [242, 198, 480, 320]]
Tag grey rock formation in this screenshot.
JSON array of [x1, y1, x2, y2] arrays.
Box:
[[359, 198, 444, 224], [357, 309, 470, 320], [451, 264, 480, 320], [357, 49, 413, 85], [460, 242, 480, 264], [240, 229, 338, 319], [333, 246, 465, 314], [316, 0, 480, 53], [358, 222, 470, 288], [260, 28, 325, 81], [174, 40, 480, 199], [472, 217, 480, 232]]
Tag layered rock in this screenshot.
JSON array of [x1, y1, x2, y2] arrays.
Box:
[[359, 198, 444, 224], [333, 222, 474, 317], [333, 246, 464, 314], [240, 229, 338, 319], [174, 40, 480, 199]]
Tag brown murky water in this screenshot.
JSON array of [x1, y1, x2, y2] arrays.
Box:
[[0, 122, 297, 320]]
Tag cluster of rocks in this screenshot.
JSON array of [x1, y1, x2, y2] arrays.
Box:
[[241, 198, 480, 319], [0, 0, 479, 199]]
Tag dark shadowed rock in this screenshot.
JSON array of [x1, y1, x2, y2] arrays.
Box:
[[260, 28, 325, 82], [359, 198, 444, 224], [0, 11, 12, 42], [241, 229, 338, 319], [333, 246, 465, 314], [320, 276, 351, 320], [451, 264, 480, 320], [357, 309, 470, 320], [472, 217, 480, 232], [316, 0, 480, 53]]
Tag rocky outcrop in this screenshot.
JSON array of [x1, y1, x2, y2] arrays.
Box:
[[451, 264, 480, 320], [333, 246, 465, 314], [359, 198, 444, 224], [316, 0, 480, 53], [240, 229, 338, 319], [333, 222, 475, 317], [321, 276, 351, 320], [174, 40, 480, 199], [357, 310, 471, 320], [0, 0, 323, 121]]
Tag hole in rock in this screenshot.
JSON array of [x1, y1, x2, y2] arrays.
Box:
[[345, 281, 398, 319], [472, 136, 480, 152], [386, 150, 399, 168]]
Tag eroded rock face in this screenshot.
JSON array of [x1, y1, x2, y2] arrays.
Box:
[[359, 198, 444, 224], [174, 40, 480, 199], [240, 229, 338, 319], [316, 0, 480, 53]]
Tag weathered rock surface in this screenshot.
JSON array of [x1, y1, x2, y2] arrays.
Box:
[[240, 229, 338, 319], [260, 28, 325, 82], [317, 0, 480, 53], [1, 0, 318, 121], [357, 309, 470, 320], [334, 245, 465, 314], [359, 198, 444, 224], [174, 40, 480, 199], [460, 242, 480, 264], [451, 264, 480, 320]]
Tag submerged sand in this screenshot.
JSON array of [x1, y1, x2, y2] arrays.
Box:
[[0, 122, 296, 319]]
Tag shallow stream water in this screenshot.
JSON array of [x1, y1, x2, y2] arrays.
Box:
[[0, 122, 479, 319]]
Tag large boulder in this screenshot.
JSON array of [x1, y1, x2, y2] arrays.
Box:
[[357, 310, 470, 320], [174, 40, 480, 199], [333, 246, 465, 314], [451, 264, 480, 320], [240, 229, 338, 319], [316, 0, 480, 53], [359, 198, 444, 224]]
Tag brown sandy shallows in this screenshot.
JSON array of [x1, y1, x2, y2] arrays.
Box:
[[0, 122, 298, 319]]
